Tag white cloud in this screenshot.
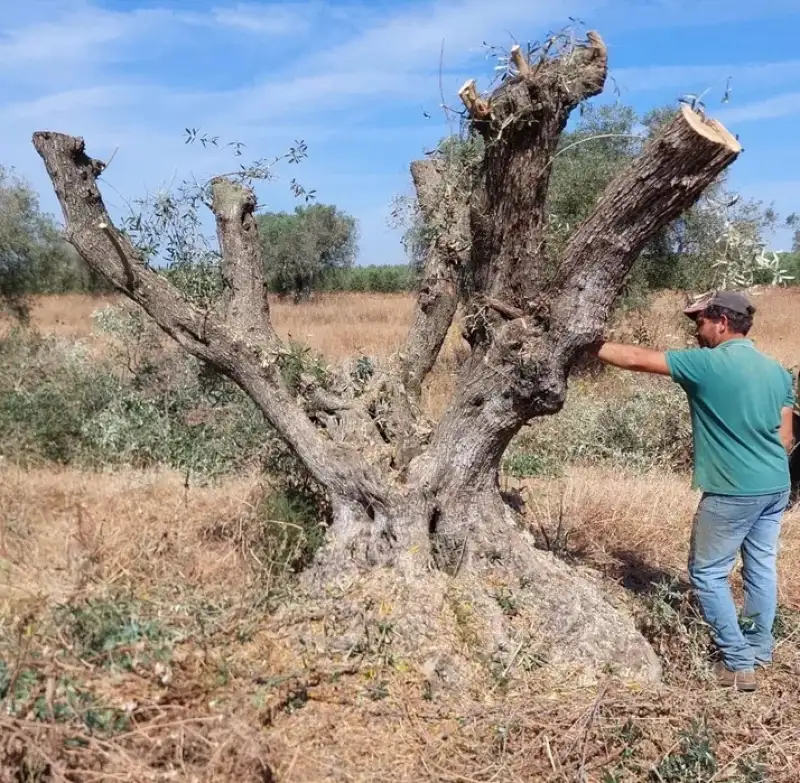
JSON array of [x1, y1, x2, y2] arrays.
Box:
[[0, 87, 148, 125], [210, 3, 314, 34], [717, 92, 800, 124], [612, 60, 800, 96], [0, 4, 170, 69]]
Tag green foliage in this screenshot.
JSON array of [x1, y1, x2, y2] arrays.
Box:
[[318, 264, 415, 293], [275, 340, 331, 394], [115, 132, 314, 307], [0, 310, 333, 576], [503, 451, 559, 478], [54, 596, 174, 671], [0, 330, 121, 463], [774, 251, 800, 285], [162, 254, 225, 308], [550, 103, 788, 297], [251, 482, 330, 575], [0, 322, 274, 479], [547, 103, 643, 261], [0, 165, 108, 319], [652, 719, 717, 782], [0, 659, 129, 736], [772, 604, 800, 641], [394, 101, 792, 298], [390, 133, 485, 284], [505, 382, 693, 477], [257, 203, 358, 301]]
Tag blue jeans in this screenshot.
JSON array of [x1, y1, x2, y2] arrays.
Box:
[[688, 490, 790, 671]]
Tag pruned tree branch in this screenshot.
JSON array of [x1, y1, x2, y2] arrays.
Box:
[[397, 158, 470, 399], [478, 296, 524, 321], [464, 31, 609, 313], [32, 131, 390, 515], [551, 105, 742, 359], [458, 80, 492, 121], [210, 177, 273, 342], [509, 45, 531, 77]]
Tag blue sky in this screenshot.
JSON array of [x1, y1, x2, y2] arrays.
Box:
[[2, 0, 800, 264]]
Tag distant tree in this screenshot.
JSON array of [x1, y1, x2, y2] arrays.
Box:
[[0, 165, 108, 320], [547, 102, 790, 295], [786, 213, 800, 253], [257, 204, 358, 301]]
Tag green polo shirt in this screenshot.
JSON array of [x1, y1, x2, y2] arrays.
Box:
[[664, 339, 794, 496]]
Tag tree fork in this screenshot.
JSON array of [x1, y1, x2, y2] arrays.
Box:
[[408, 37, 741, 554], [32, 131, 391, 521]]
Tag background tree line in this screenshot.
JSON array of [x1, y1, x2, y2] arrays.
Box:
[[2, 101, 799, 321]]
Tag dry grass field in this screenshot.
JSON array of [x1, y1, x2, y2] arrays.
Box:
[[1, 287, 799, 781]]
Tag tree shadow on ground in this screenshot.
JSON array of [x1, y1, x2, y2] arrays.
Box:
[[610, 549, 691, 596]]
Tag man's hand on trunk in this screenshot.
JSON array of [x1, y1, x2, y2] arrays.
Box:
[[592, 341, 671, 376]]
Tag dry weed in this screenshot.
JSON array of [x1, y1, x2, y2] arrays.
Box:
[[1, 287, 799, 781], [1, 465, 800, 781]]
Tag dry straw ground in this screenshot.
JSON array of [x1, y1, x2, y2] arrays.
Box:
[[1, 288, 799, 782]]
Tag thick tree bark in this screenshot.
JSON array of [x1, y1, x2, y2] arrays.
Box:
[[416, 108, 740, 554], [33, 27, 742, 686], [467, 31, 608, 307], [551, 107, 742, 362]]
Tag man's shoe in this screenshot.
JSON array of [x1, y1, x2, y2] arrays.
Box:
[[712, 662, 757, 691]]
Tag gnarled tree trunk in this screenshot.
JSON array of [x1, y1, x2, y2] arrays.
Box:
[[33, 28, 741, 689]]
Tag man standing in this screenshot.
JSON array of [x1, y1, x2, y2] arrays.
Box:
[[592, 290, 796, 691]]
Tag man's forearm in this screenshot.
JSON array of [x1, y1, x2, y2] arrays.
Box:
[[594, 341, 671, 375]]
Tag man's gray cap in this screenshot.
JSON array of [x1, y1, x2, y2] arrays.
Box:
[[683, 290, 756, 318]]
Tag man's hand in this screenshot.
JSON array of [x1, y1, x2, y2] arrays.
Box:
[[593, 341, 671, 376]]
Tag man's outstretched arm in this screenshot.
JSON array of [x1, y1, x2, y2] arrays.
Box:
[[593, 341, 671, 376]]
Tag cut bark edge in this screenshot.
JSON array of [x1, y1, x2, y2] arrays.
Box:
[[679, 103, 742, 152]]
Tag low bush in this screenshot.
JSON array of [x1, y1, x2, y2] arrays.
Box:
[[505, 381, 693, 477], [0, 321, 273, 479]]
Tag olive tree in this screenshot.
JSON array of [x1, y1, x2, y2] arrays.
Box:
[[33, 28, 742, 686]]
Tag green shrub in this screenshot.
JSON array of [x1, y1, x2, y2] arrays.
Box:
[[0, 659, 129, 735], [54, 596, 175, 671], [652, 719, 717, 782], [0, 313, 334, 577], [253, 484, 329, 574], [317, 264, 415, 293], [0, 329, 121, 463], [506, 381, 693, 476], [0, 324, 275, 478]]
